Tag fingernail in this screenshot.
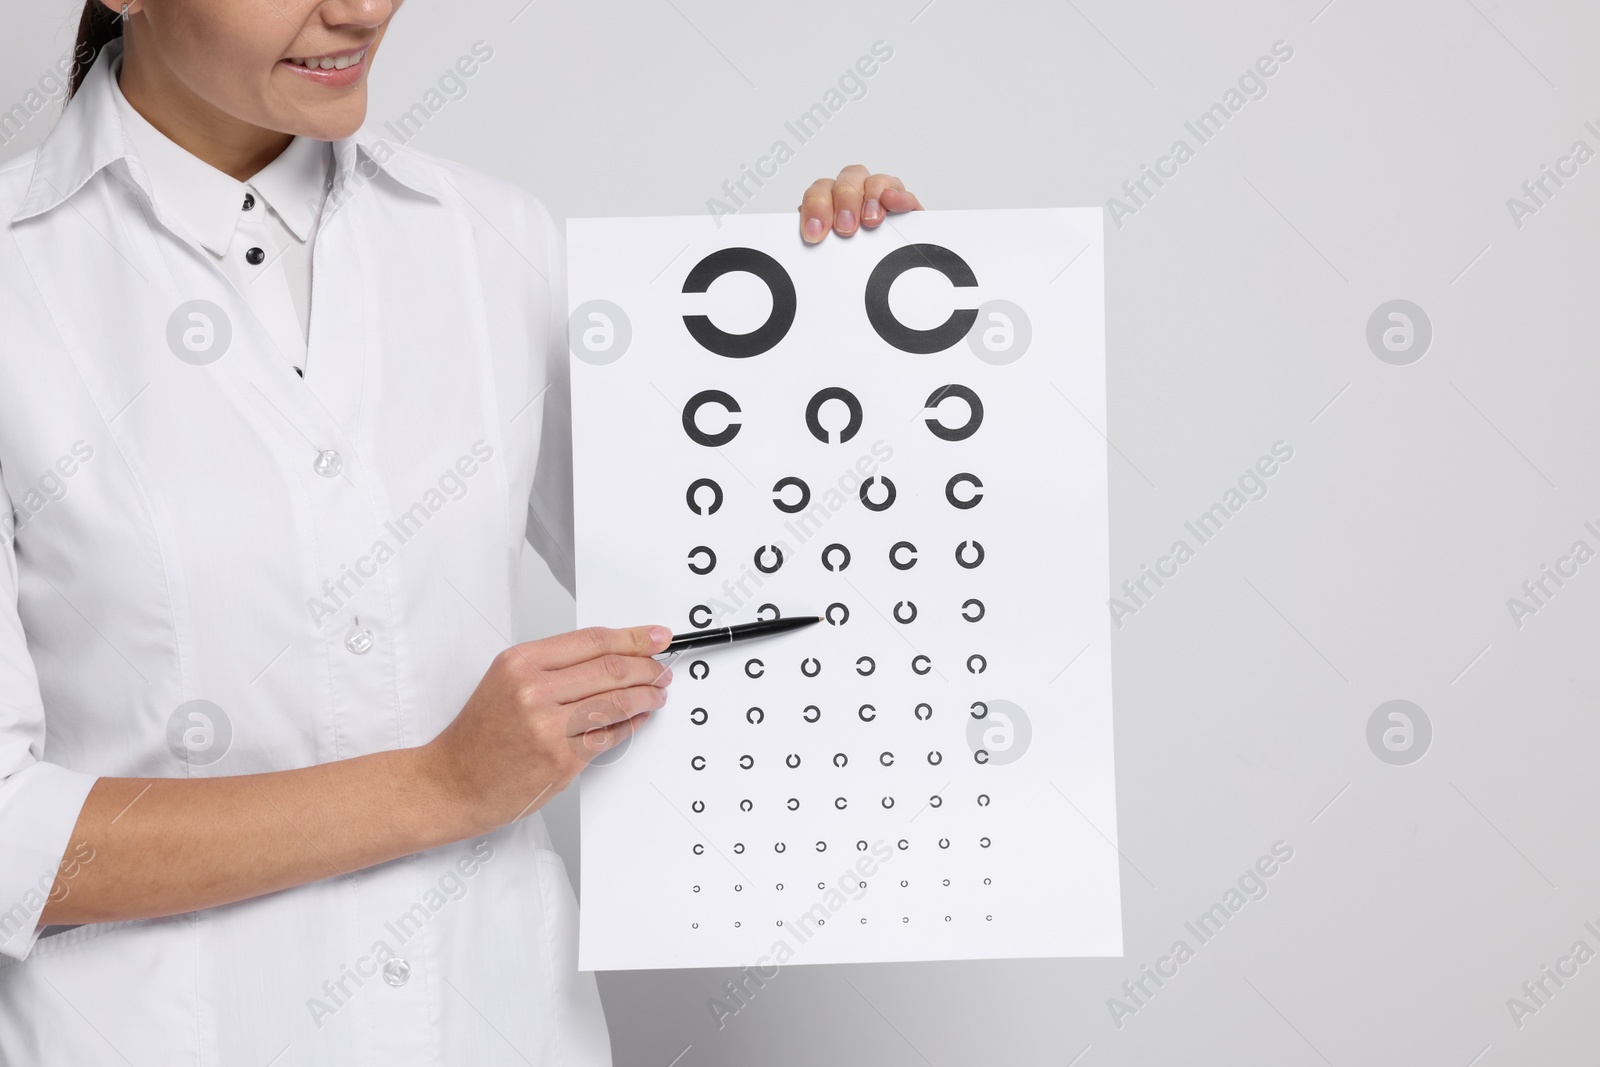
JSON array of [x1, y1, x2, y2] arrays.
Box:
[[657, 667, 674, 686], [863, 198, 882, 223], [803, 216, 825, 241], [648, 625, 672, 648], [836, 208, 855, 232]]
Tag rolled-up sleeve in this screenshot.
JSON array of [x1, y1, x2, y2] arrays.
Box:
[[524, 199, 576, 599], [0, 480, 98, 961]]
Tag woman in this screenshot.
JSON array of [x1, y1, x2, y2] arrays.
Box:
[[0, 1, 922, 1062]]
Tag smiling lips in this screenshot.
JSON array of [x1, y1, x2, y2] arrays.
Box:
[[281, 47, 368, 86]]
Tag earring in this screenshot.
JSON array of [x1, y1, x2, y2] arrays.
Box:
[[120, 3, 129, 20]]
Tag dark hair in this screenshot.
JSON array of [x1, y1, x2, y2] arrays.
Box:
[[66, 2, 122, 101]]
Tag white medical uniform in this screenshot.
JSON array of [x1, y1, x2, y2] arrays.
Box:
[[0, 35, 610, 1066]]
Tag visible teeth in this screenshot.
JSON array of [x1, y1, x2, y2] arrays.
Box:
[[289, 49, 364, 69]]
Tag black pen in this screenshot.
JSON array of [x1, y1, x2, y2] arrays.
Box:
[[665, 615, 821, 652]]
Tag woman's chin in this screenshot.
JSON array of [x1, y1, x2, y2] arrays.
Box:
[[276, 99, 369, 143]]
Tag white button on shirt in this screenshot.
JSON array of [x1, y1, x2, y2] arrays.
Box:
[[109, 50, 328, 374], [0, 37, 607, 1066]]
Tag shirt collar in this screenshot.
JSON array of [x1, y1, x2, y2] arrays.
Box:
[[107, 50, 335, 255], [12, 36, 441, 230], [247, 135, 329, 241]]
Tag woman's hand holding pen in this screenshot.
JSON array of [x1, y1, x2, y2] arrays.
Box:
[[419, 625, 674, 835], [42, 625, 674, 927]]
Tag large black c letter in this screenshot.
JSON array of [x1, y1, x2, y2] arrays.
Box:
[[682, 248, 797, 358], [864, 244, 979, 354]]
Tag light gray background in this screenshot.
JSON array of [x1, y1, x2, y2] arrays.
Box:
[[7, 1, 1599, 1064]]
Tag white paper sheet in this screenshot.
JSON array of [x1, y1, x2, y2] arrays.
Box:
[[568, 209, 1120, 970]]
